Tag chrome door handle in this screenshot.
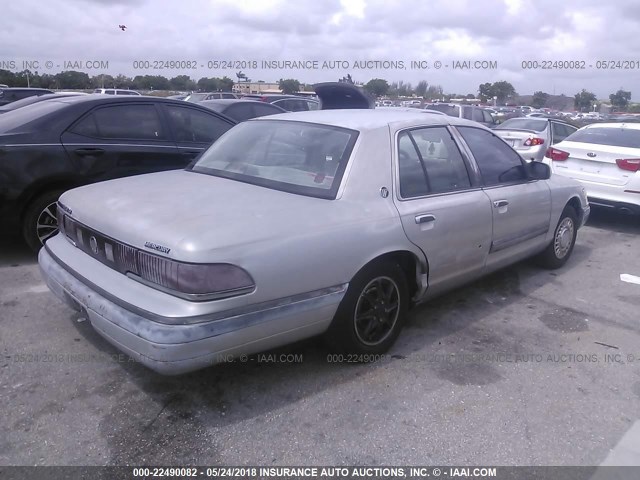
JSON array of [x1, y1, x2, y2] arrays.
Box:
[[493, 200, 509, 208], [415, 214, 436, 224]]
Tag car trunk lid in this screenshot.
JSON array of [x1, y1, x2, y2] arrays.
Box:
[[550, 141, 639, 186]]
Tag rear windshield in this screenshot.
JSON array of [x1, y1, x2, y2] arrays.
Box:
[[496, 118, 547, 132], [564, 127, 640, 148], [0, 100, 67, 133], [186, 93, 209, 102], [192, 120, 359, 199], [427, 104, 460, 117]]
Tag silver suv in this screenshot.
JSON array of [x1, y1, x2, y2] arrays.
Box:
[[425, 103, 496, 127]]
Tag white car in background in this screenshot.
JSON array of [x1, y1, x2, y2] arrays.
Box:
[[545, 123, 640, 215]]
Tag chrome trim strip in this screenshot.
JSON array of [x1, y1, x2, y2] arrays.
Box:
[[490, 224, 549, 253], [44, 243, 347, 325]]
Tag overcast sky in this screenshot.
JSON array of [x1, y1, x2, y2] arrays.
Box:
[[2, 0, 640, 99]]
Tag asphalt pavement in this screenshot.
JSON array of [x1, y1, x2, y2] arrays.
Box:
[[1, 208, 640, 467]]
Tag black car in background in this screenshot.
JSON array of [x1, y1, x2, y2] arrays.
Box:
[[199, 99, 287, 122], [0, 92, 87, 114], [0, 95, 236, 249], [241, 93, 319, 112], [0, 87, 55, 106]]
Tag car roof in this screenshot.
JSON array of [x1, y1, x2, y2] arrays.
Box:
[[46, 94, 192, 106], [252, 109, 483, 131], [200, 99, 264, 105], [0, 87, 53, 92]]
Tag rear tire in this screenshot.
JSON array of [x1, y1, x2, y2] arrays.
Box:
[[325, 260, 409, 355], [22, 190, 64, 252], [535, 206, 578, 269]]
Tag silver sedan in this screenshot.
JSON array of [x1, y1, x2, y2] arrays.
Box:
[[39, 110, 590, 374]]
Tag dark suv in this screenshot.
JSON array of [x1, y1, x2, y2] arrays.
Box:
[[0, 88, 55, 106], [426, 103, 496, 127]]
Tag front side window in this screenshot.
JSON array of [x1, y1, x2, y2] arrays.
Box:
[[192, 120, 358, 199], [398, 126, 472, 198], [165, 105, 232, 142], [457, 126, 527, 186]]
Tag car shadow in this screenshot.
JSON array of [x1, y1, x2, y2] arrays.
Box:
[[62, 245, 592, 465], [0, 234, 35, 267], [586, 206, 640, 234]]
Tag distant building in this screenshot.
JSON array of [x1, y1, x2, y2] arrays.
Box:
[[233, 82, 281, 94]]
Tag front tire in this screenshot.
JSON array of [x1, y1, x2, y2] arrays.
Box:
[[535, 205, 578, 269], [22, 190, 64, 252], [325, 260, 409, 355]]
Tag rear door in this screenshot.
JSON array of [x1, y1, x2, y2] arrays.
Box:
[[162, 103, 235, 160], [392, 125, 493, 294], [456, 126, 551, 268], [550, 122, 577, 145], [61, 102, 183, 181]]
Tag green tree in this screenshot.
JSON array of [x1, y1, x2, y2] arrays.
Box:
[[0, 69, 16, 86], [53, 70, 91, 89], [609, 89, 632, 111], [364, 78, 389, 97], [478, 82, 494, 102], [114, 74, 133, 89], [425, 85, 443, 100], [532, 91, 550, 109], [218, 76, 234, 92], [197, 77, 219, 91], [574, 89, 597, 112], [415, 80, 428, 97], [90, 74, 115, 88], [169, 75, 196, 91], [492, 81, 516, 104], [278, 78, 301, 94]]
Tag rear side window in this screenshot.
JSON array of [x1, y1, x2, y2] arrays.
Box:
[[564, 127, 640, 148], [252, 103, 283, 118], [472, 109, 484, 123], [551, 122, 576, 144], [165, 105, 232, 142], [398, 126, 471, 198], [457, 126, 527, 186], [224, 103, 255, 122], [462, 107, 473, 120], [73, 104, 165, 140]]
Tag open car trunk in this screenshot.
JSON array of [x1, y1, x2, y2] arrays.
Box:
[[314, 82, 374, 110]]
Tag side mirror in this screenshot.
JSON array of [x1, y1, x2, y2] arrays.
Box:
[[528, 160, 551, 180]]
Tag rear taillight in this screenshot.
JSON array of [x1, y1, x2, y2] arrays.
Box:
[[135, 251, 255, 300], [260, 96, 269, 102], [524, 137, 545, 147], [545, 147, 569, 161], [616, 159, 640, 172]]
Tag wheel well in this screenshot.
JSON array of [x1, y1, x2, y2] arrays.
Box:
[[19, 178, 83, 220], [365, 251, 425, 300], [566, 196, 582, 222]]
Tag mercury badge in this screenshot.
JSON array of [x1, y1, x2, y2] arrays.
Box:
[[89, 236, 99, 255], [144, 241, 171, 255]]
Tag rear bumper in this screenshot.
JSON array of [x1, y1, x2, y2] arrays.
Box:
[[588, 197, 640, 215], [39, 246, 345, 375]]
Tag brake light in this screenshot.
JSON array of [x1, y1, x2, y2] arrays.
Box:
[[545, 147, 569, 161], [260, 96, 269, 102], [524, 137, 545, 147], [616, 159, 640, 172]]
